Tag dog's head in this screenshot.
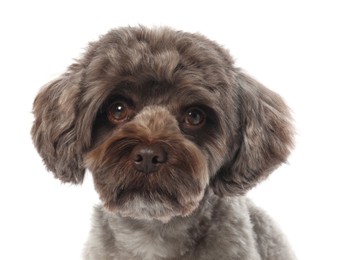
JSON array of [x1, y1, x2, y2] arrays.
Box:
[[32, 26, 293, 221]]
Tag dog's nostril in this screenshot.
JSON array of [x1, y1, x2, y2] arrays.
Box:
[[152, 156, 159, 164], [134, 154, 143, 163], [131, 144, 167, 173]]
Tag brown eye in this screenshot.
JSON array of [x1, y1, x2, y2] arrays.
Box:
[[184, 108, 206, 127], [107, 101, 132, 123]]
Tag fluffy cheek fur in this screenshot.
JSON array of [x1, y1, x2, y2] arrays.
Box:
[[85, 107, 209, 222]]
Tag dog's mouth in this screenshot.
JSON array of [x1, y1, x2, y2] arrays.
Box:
[[85, 138, 208, 221], [88, 156, 207, 221]]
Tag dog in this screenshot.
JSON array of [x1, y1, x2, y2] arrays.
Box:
[[32, 26, 296, 259]]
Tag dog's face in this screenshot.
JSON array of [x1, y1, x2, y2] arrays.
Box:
[[32, 27, 294, 221], [84, 78, 230, 220]]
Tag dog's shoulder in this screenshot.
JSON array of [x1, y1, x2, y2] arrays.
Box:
[[83, 205, 118, 259], [246, 200, 297, 259]]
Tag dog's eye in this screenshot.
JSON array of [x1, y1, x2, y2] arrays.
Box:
[[107, 101, 133, 123], [184, 108, 206, 127]]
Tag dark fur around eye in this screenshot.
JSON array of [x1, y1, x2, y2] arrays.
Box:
[[184, 107, 206, 127], [107, 101, 134, 124], [179, 105, 220, 140], [100, 95, 135, 121]]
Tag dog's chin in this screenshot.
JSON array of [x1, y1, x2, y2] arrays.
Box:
[[103, 188, 206, 222]]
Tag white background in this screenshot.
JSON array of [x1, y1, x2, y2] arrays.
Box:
[[1, 1, 337, 259]]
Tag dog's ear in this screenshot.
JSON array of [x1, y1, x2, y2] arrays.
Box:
[[31, 63, 85, 184], [211, 71, 294, 196]]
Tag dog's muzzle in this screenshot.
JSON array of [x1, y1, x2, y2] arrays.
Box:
[[85, 106, 209, 220]]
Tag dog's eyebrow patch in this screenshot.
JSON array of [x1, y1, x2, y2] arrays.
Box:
[[112, 81, 136, 91], [112, 80, 168, 93], [104, 81, 141, 101], [175, 85, 220, 108]]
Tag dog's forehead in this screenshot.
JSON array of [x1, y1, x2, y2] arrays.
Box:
[[111, 80, 222, 110], [82, 28, 235, 116]]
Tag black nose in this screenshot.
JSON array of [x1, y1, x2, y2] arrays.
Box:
[[131, 144, 167, 173]]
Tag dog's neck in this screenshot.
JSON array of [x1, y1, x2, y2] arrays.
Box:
[[101, 188, 220, 259]]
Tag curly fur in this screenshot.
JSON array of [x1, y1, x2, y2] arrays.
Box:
[[32, 26, 296, 259]]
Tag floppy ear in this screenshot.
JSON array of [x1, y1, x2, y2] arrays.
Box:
[[31, 63, 85, 184], [211, 71, 294, 196]]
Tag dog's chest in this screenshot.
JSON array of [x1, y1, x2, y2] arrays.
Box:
[[116, 232, 167, 259], [113, 222, 190, 260]]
